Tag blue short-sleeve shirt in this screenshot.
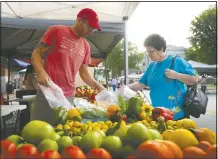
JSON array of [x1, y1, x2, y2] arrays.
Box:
[[139, 55, 196, 120]]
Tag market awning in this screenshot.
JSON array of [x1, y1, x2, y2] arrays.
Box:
[[1, 2, 139, 61], [13, 59, 30, 67], [188, 60, 216, 69], [18, 68, 27, 73]]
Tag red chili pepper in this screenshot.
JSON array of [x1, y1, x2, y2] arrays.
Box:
[[89, 93, 96, 103], [122, 115, 128, 122]]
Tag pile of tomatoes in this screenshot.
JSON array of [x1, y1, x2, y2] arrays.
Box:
[[1, 140, 112, 159]]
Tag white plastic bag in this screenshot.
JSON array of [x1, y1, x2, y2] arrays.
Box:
[[73, 98, 89, 109], [95, 90, 119, 106], [117, 86, 137, 100], [38, 81, 73, 110]]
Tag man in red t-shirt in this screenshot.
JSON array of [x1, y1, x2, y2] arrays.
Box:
[[31, 8, 105, 124]]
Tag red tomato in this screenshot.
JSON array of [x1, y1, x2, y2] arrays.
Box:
[[61, 145, 86, 159], [86, 148, 112, 159], [135, 140, 175, 159], [40, 150, 61, 159], [1, 140, 16, 158], [128, 155, 135, 159], [16, 144, 39, 158]]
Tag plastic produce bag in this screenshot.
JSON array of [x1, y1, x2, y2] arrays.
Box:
[[95, 90, 119, 107], [95, 86, 138, 107], [73, 98, 89, 109], [38, 81, 73, 110], [73, 97, 106, 119], [117, 85, 137, 100]]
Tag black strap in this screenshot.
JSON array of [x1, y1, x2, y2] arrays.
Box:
[[170, 55, 197, 88], [170, 55, 179, 70], [167, 55, 179, 82]]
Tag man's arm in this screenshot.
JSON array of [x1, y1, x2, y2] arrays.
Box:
[[31, 42, 51, 87], [79, 64, 105, 92]]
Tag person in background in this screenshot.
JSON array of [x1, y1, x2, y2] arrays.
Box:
[[117, 79, 121, 89], [31, 8, 105, 124], [21, 81, 25, 90], [111, 78, 117, 91], [1, 92, 4, 105], [127, 34, 201, 120], [108, 79, 112, 87], [24, 65, 37, 90], [201, 74, 207, 93]]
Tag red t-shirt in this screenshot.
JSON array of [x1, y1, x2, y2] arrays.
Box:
[[41, 25, 91, 97]]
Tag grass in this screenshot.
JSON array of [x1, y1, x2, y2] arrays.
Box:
[[207, 85, 216, 88]]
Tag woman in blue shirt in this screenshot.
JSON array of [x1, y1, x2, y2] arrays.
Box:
[[128, 34, 200, 120]]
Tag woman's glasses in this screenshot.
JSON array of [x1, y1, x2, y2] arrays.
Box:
[[145, 49, 156, 55]]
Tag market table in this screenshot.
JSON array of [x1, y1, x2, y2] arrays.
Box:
[[1, 105, 27, 116], [7, 95, 36, 104]]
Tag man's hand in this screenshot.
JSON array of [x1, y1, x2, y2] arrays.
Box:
[[165, 69, 179, 79], [79, 64, 106, 92], [96, 85, 105, 93], [37, 71, 50, 87]]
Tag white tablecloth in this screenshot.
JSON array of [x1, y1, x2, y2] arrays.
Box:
[[1, 105, 27, 116]]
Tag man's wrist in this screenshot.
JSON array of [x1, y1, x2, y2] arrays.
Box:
[[97, 85, 105, 92], [91, 81, 105, 92], [36, 68, 45, 75]]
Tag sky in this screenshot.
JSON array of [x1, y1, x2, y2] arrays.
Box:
[[127, 2, 216, 51]]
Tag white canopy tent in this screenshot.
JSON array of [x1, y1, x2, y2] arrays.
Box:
[[118, 74, 143, 80], [1, 2, 139, 84], [2, 2, 138, 22], [188, 60, 216, 69], [188, 60, 216, 73]]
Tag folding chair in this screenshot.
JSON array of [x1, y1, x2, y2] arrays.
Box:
[[1, 109, 21, 139]]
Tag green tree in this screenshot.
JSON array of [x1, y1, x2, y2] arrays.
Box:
[[105, 40, 144, 77], [129, 51, 145, 69], [185, 5, 216, 64]]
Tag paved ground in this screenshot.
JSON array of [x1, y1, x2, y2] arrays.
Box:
[[191, 93, 217, 132]]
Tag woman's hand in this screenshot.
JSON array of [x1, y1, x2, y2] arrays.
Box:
[[165, 69, 179, 79], [165, 69, 200, 85]]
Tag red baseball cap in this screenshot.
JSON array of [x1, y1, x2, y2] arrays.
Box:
[[77, 8, 101, 31]]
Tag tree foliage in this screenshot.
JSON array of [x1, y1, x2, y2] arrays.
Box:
[[105, 40, 144, 77], [185, 5, 216, 64]]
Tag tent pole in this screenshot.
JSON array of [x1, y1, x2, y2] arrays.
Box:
[[104, 60, 108, 89], [7, 57, 11, 101], [123, 16, 129, 85]]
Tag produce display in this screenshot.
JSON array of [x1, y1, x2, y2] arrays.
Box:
[[75, 86, 98, 103], [1, 93, 217, 159]]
